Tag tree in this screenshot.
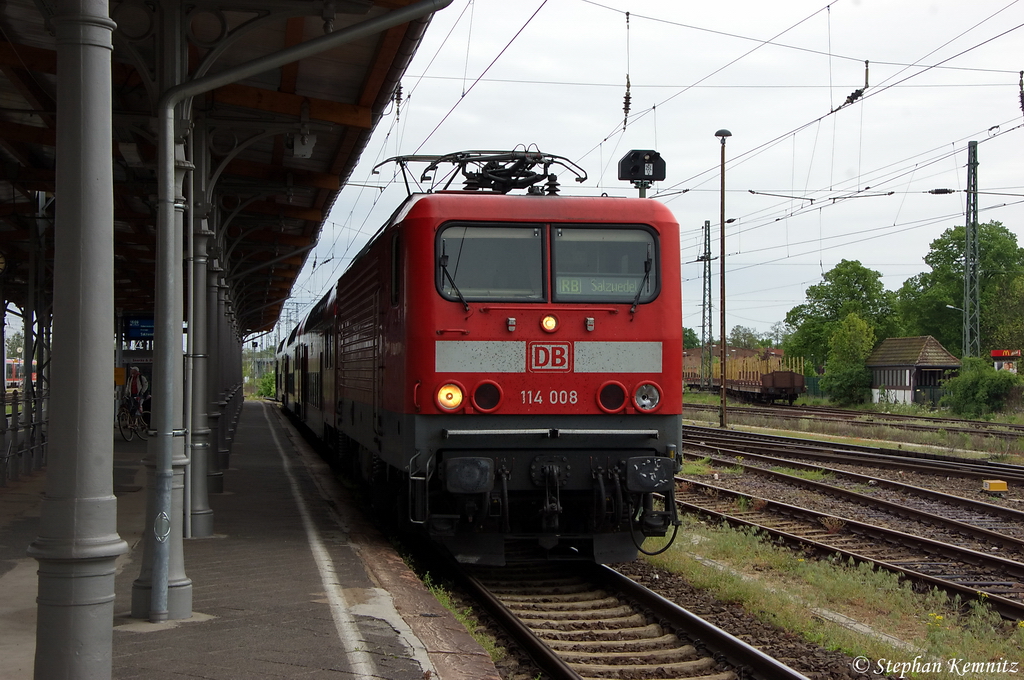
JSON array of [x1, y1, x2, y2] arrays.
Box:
[[256, 371, 276, 399], [987, 275, 1024, 351], [683, 327, 700, 349], [940, 356, 1022, 418], [763, 321, 792, 348], [5, 330, 23, 359], [897, 221, 1024, 356], [784, 260, 899, 369], [727, 325, 761, 350], [819, 312, 875, 405]]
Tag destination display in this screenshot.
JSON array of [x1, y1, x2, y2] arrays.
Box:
[[556, 275, 644, 297], [125, 315, 154, 339]]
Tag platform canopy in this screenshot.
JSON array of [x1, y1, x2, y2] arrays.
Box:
[[0, 0, 434, 333]]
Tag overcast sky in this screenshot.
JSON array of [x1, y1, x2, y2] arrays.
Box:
[[280, 0, 1024, 343]]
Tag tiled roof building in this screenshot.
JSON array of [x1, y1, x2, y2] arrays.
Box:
[[864, 336, 960, 404]]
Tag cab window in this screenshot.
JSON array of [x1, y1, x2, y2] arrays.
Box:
[[437, 224, 544, 302], [552, 226, 658, 303]]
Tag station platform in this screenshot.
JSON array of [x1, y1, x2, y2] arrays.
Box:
[[0, 400, 500, 680]]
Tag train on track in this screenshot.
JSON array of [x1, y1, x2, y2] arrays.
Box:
[[276, 150, 681, 565], [683, 350, 806, 404], [5, 357, 37, 390]]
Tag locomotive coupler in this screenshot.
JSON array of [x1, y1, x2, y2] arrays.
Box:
[[638, 493, 673, 536], [539, 463, 563, 532], [624, 455, 679, 536]]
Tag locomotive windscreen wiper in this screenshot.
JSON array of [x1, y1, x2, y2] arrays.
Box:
[[630, 246, 653, 315], [440, 239, 470, 311]]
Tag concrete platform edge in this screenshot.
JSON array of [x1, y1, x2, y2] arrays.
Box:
[[268, 404, 502, 680]]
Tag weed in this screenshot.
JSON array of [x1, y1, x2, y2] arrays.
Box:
[[682, 456, 714, 476], [818, 516, 846, 533], [422, 573, 506, 664], [769, 465, 832, 482]]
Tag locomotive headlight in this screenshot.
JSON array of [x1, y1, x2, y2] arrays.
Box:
[[445, 457, 494, 494], [436, 382, 464, 410], [540, 314, 559, 333], [633, 382, 662, 411]]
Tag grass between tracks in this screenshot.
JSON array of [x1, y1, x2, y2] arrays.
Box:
[[643, 520, 1024, 678]]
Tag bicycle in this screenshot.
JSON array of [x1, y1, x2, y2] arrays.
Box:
[[117, 396, 150, 442]]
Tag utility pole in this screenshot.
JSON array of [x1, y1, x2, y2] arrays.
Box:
[[697, 220, 714, 390], [715, 129, 731, 428], [964, 141, 980, 358]]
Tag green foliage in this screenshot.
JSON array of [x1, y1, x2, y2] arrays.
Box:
[[5, 329, 23, 358], [820, 313, 875, 405], [681, 457, 714, 475], [683, 327, 701, 349], [256, 371, 276, 398], [940, 357, 1023, 418], [897, 222, 1024, 356], [784, 260, 899, 370]]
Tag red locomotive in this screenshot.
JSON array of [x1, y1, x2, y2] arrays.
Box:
[[277, 151, 681, 564]]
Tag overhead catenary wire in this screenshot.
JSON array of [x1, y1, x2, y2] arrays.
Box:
[[287, 1, 1024, 328]]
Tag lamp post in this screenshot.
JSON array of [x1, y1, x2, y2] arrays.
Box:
[[716, 129, 731, 428], [946, 304, 967, 357]]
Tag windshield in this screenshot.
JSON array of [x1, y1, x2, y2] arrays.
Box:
[[437, 224, 544, 301], [552, 227, 658, 303]]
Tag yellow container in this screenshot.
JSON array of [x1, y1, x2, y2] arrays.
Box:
[[983, 480, 1008, 492]]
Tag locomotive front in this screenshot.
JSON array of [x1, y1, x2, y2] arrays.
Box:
[[401, 190, 683, 565]]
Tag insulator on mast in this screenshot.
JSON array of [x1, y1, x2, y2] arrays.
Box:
[[623, 75, 631, 132]]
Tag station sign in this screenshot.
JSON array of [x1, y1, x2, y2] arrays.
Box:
[[125, 315, 154, 340]]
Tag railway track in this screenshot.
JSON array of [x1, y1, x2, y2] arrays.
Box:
[[683, 424, 1024, 484], [681, 445, 1024, 550], [455, 560, 810, 680], [674, 477, 1024, 620], [684, 402, 1024, 444]]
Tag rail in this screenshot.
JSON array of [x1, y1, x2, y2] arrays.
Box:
[[452, 557, 811, 679]]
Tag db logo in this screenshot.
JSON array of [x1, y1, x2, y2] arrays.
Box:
[[530, 342, 572, 372]]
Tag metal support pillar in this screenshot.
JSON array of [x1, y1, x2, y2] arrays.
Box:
[[132, 143, 194, 621], [206, 260, 224, 494], [216, 276, 230, 472], [27, 3, 127, 677], [225, 305, 241, 454], [34, 308, 50, 471], [189, 123, 214, 536], [132, 0, 193, 621], [22, 247, 35, 475], [963, 140, 980, 358]]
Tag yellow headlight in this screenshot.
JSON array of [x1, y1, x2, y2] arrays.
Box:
[[541, 314, 558, 332], [437, 383, 464, 410]]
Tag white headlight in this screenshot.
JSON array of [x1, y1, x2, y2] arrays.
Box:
[[634, 383, 661, 411]]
